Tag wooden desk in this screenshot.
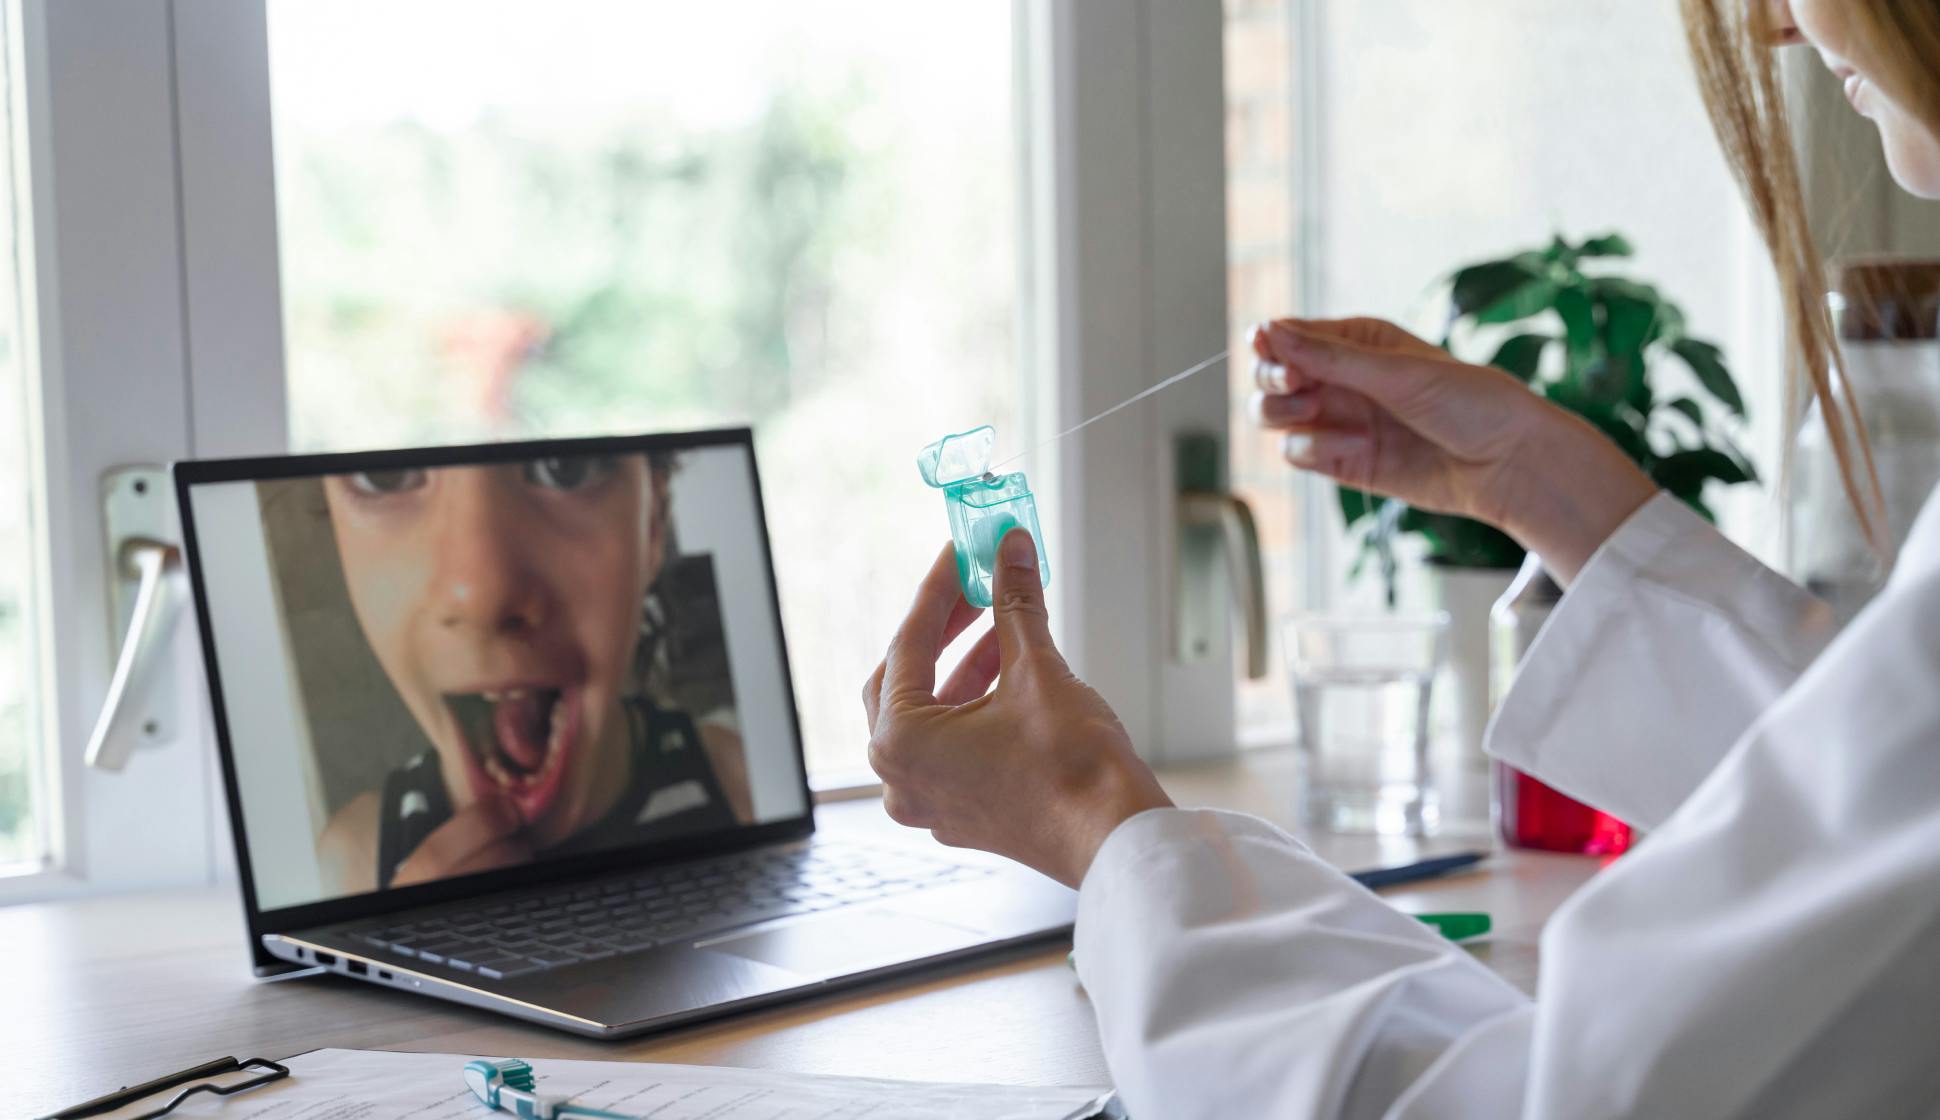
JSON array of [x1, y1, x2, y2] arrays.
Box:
[[11, 751, 1604, 1115]]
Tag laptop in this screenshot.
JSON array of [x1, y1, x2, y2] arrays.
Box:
[[175, 428, 1076, 1038]]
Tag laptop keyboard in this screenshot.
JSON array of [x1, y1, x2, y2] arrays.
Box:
[[347, 843, 992, 981]]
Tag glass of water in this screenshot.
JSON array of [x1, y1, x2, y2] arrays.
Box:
[[1287, 612, 1449, 836]]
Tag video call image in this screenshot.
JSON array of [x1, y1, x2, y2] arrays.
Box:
[[202, 447, 806, 909]]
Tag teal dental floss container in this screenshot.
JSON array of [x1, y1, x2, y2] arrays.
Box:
[[916, 425, 1049, 609]]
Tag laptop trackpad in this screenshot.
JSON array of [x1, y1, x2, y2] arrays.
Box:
[[703, 909, 977, 978]]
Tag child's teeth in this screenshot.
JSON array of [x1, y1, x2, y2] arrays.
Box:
[[543, 703, 568, 776], [483, 690, 502, 702], [484, 755, 513, 787], [507, 688, 528, 700]]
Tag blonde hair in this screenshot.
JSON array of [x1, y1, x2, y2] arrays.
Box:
[[1679, 0, 1904, 556]]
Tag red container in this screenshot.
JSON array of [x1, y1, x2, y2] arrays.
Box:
[[1495, 761, 1633, 855]]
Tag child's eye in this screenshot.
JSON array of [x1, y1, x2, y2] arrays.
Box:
[[524, 455, 615, 492], [344, 469, 426, 495]]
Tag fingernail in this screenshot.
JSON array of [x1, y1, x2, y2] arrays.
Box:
[[1276, 392, 1319, 421], [1269, 322, 1306, 351], [1253, 391, 1316, 424], [1000, 527, 1036, 570], [1282, 432, 1316, 466]]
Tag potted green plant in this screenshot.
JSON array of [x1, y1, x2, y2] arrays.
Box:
[[1342, 232, 1758, 761]]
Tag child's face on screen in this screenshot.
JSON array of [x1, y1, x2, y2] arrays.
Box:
[[323, 454, 662, 847]]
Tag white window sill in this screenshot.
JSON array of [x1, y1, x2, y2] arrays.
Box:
[[810, 768, 883, 804]]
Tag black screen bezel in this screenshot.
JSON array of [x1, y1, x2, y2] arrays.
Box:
[[173, 428, 816, 972]]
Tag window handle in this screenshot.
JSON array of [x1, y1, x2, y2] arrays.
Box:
[[85, 467, 187, 771], [1175, 433, 1269, 681], [1178, 491, 1269, 679]]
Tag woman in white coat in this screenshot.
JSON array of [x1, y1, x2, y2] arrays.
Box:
[[863, 0, 1940, 1115]]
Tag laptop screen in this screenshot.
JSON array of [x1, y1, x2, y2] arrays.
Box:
[[182, 435, 810, 913]]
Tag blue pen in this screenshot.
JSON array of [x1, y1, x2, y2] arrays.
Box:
[[1350, 851, 1486, 890], [464, 1059, 633, 1120]]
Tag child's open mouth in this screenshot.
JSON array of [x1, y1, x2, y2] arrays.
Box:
[[445, 685, 583, 825]]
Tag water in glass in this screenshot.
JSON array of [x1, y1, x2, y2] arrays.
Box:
[[1288, 614, 1446, 836]]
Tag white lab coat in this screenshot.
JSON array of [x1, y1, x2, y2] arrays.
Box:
[[1076, 488, 1940, 1118]]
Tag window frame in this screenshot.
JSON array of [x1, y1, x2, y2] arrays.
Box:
[[1020, 0, 1236, 765], [2, 0, 284, 902], [7, 0, 1236, 902]]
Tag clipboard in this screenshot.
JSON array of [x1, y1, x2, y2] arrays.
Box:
[[39, 1048, 1116, 1120], [37, 1056, 290, 1120]]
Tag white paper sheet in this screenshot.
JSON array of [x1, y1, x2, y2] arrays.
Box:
[[145, 1048, 1112, 1120]]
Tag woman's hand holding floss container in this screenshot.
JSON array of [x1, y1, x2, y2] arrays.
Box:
[[916, 425, 1049, 608], [917, 349, 1228, 607]]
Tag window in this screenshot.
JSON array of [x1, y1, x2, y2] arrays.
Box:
[[1223, 2, 1778, 754], [266, 2, 1020, 780], [0, 1, 40, 872], [1224, 0, 1301, 747], [1299, 0, 1775, 576], [3, 2, 1226, 902]]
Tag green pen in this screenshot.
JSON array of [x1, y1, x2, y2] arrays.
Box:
[[1415, 912, 1492, 941]]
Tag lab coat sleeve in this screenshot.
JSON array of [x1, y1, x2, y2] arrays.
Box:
[[1075, 808, 1536, 1120], [1078, 562, 1940, 1118], [1487, 491, 1836, 828], [1520, 553, 1940, 1117]]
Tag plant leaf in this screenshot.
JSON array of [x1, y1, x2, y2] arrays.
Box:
[[1604, 294, 1658, 364], [1450, 258, 1545, 318], [1487, 333, 1549, 382], [1602, 294, 1658, 408], [1582, 357, 1626, 405], [1554, 284, 1596, 376], [1452, 254, 1562, 325], [1475, 277, 1558, 324], [1715, 428, 1761, 484], [1648, 298, 1688, 345], [1338, 485, 1374, 527], [1552, 381, 1652, 466], [1587, 276, 1662, 304], [1414, 511, 1526, 569], [1577, 233, 1635, 258], [1652, 448, 1752, 499], [1665, 396, 1706, 430], [1672, 338, 1746, 418]]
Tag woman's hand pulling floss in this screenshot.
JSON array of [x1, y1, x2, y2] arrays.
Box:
[[863, 528, 1172, 888], [1249, 316, 1658, 584]]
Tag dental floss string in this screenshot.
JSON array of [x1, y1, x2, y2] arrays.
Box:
[[990, 348, 1231, 470]]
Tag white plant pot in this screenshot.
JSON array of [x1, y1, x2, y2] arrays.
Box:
[[1427, 564, 1519, 769]]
